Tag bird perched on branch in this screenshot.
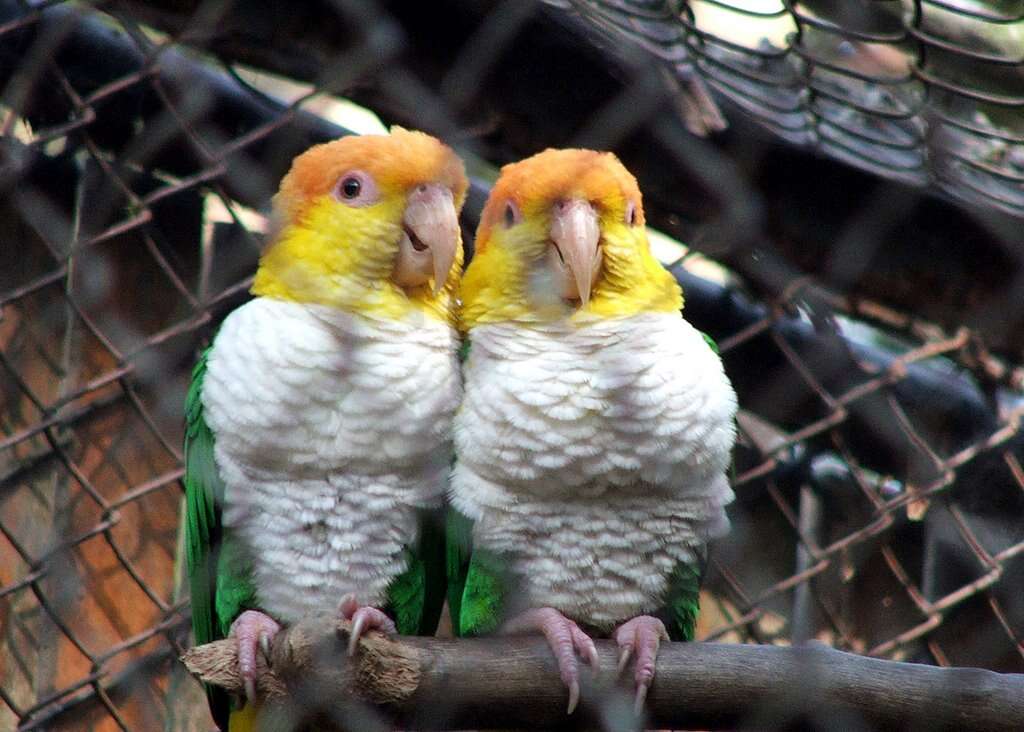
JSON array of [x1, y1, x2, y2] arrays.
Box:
[[448, 148, 736, 716], [184, 128, 467, 730]]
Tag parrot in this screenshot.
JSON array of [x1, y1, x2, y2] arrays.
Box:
[[448, 147, 737, 716], [184, 127, 468, 730]]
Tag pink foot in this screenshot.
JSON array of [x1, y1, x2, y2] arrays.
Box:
[[339, 594, 396, 656], [501, 607, 600, 714], [229, 609, 281, 702], [613, 615, 669, 715]]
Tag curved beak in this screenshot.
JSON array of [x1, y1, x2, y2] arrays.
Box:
[[549, 198, 601, 306], [393, 184, 459, 295]]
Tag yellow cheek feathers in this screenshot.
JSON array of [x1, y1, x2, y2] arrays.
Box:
[[589, 221, 682, 318], [459, 217, 549, 327], [459, 214, 682, 331], [252, 195, 463, 322]]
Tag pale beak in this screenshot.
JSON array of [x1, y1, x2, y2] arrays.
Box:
[[548, 198, 601, 306], [393, 184, 459, 295]]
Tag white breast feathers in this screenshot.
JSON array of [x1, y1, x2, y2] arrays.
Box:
[[202, 297, 461, 622], [452, 311, 737, 627]]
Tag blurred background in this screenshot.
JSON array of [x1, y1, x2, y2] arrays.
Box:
[[0, 0, 1022, 730]]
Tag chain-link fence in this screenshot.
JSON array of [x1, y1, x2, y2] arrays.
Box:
[[554, 0, 1024, 215], [1, 1, 1021, 730]]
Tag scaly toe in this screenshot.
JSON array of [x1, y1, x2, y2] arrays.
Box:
[[613, 615, 667, 716], [337, 593, 359, 620], [571, 623, 600, 672], [229, 610, 281, 702], [501, 608, 596, 716]]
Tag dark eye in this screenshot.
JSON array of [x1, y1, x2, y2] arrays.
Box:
[[626, 201, 637, 226], [340, 177, 361, 198], [504, 201, 521, 227], [331, 170, 379, 207]]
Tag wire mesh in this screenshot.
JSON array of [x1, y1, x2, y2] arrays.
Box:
[[0, 1, 1021, 730], [552, 0, 1024, 216]]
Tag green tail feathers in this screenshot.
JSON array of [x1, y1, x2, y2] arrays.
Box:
[[386, 508, 447, 636], [661, 560, 703, 642], [457, 549, 509, 637], [445, 508, 510, 637], [445, 508, 474, 633]]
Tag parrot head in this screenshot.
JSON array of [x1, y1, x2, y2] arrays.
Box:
[[252, 127, 468, 321], [460, 148, 681, 328]]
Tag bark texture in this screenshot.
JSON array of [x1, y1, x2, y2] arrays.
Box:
[[183, 615, 1024, 731]]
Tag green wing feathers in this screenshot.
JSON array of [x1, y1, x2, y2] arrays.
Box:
[[458, 550, 508, 636], [700, 330, 720, 355], [386, 508, 447, 636], [660, 558, 705, 642], [444, 508, 473, 634], [445, 508, 509, 637], [184, 348, 229, 727], [184, 347, 257, 729], [457, 337, 472, 364], [184, 348, 223, 650]]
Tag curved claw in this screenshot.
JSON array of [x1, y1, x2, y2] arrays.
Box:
[[501, 607, 597, 716], [348, 612, 368, 657], [343, 604, 397, 657], [617, 645, 633, 675], [634, 681, 650, 716]]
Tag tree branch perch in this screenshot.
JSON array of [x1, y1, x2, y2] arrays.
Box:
[[182, 615, 1024, 731]]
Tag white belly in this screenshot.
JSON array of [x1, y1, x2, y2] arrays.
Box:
[[475, 492, 721, 628], [452, 312, 736, 625], [203, 297, 460, 622]]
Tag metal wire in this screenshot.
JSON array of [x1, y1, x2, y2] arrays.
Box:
[[665, 0, 1024, 214], [0, 1, 1021, 730]]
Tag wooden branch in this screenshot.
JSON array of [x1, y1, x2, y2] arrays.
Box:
[[183, 615, 1024, 731]]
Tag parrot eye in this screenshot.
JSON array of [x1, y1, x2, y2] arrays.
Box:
[[331, 170, 379, 207], [341, 178, 361, 198], [503, 200, 521, 228], [625, 201, 637, 226]]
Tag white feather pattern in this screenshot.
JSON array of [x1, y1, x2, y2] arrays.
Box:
[[451, 312, 736, 629], [202, 298, 460, 622]]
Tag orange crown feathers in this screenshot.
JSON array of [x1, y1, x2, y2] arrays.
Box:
[[274, 127, 468, 224]]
